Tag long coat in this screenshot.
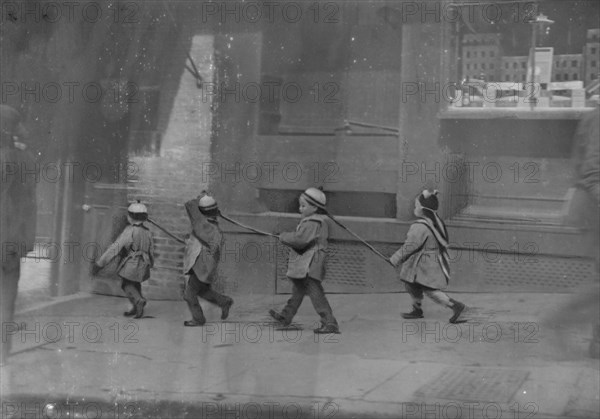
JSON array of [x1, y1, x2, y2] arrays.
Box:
[[96, 223, 154, 283], [279, 214, 329, 281], [0, 144, 37, 271], [390, 221, 448, 290], [183, 199, 222, 284]]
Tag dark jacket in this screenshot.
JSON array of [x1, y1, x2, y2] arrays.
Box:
[[279, 214, 329, 281], [183, 199, 222, 284], [1, 142, 37, 269]]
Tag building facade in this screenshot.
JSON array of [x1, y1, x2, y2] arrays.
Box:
[[462, 33, 502, 81], [464, 29, 599, 86], [553, 54, 584, 82], [501, 56, 529, 82], [584, 28, 600, 86]]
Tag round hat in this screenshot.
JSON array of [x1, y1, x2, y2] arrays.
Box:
[[302, 187, 326, 210], [128, 201, 148, 214], [418, 189, 439, 211], [199, 195, 218, 212]]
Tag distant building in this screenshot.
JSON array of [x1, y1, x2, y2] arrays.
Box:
[[553, 54, 583, 82], [501, 56, 529, 83], [462, 33, 502, 81], [464, 29, 599, 86], [584, 29, 600, 86]]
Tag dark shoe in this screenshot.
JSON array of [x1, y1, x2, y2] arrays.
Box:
[[184, 320, 205, 327], [134, 299, 147, 319], [123, 307, 136, 317], [449, 300, 465, 324], [269, 309, 291, 327], [314, 324, 341, 334], [221, 298, 234, 320], [402, 307, 424, 319]]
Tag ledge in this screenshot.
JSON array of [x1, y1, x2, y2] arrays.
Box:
[[218, 211, 587, 257], [439, 107, 595, 120]]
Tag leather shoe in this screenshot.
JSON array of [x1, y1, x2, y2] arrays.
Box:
[[449, 300, 465, 324], [314, 324, 340, 334], [221, 298, 234, 320], [123, 307, 136, 317], [401, 307, 424, 319], [134, 299, 147, 319], [184, 320, 205, 327], [269, 309, 291, 327]]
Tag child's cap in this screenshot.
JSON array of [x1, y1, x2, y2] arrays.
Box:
[[418, 189, 439, 211], [199, 195, 218, 212], [302, 187, 326, 210], [128, 201, 148, 214]]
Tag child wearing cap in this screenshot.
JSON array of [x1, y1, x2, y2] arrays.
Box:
[[94, 202, 154, 319], [390, 190, 466, 323], [182, 191, 234, 326], [269, 187, 340, 334]]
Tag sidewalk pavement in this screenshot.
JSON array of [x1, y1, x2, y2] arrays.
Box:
[[2, 287, 599, 419]]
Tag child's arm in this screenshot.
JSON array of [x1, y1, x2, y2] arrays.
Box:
[[279, 220, 320, 252], [184, 199, 219, 251], [96, 226, 133, 267], [390, 224, 427, 267]]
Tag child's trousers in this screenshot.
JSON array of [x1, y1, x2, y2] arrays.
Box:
[[281, 277, 338, 327], [404, 281, 452, 308], [121, 279, 145, 306], [183, 272, 231, 322]]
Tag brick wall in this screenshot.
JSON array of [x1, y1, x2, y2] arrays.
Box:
[[127, 35, 218, 300]]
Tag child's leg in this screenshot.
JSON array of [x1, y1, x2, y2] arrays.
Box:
[[122, 279, 146, 318], [279, 278, 307, 323], [305, 278, 338, 329], [403, 281, 425, 318], [135, 282, 144, 300], [183, 273, 206, 324], [121, 279, 143, 304], [197, 282, 232, 308], [424, 289, 451, 307], [424, 289, 465, 323]]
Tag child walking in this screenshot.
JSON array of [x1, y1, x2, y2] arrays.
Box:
[[182, 191, 233, 326], [94, 202, 154, 319], [269, 187, 340, 334], [390, 190, 466, 323]]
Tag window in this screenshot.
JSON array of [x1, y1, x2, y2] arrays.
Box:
[[556, 61, 560, 67], [490, 51, 495, 57], [482, 51, 486, 57], [573, 73, 578, 80], [474, 63, 478, 69], [482, 63, 486, 69], [513, 62, 517, 69], [467, 64, 470, 70], [521, 74, 526, 81], [592, 47, 597, 54], [592, 61, 597, 68], [505, 75, 509, 81], [572, 60, 577, 67], [489, 75, 494, 81], [556, 74, 562, 81], [505, 62, 508, 69], [592, 73, 597, 80], [466, 51, 471, 58], [563, 61, 567, 67], [521, 62, 526, 69]]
